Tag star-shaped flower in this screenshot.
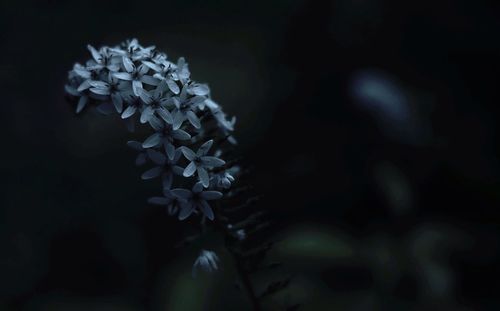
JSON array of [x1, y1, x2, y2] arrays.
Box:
[[137, 83, 173, 124], [141, 147, 183, 188], [176, 182, 223, 220], [142, 115, 191, 154], [148, 187, 188, 216], [113, 57, 159, 96], [86, 45, 121, 72], [181, 140, 225, 187]]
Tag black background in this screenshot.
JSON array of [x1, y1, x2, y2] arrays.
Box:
[[1, 0, 499, 310]]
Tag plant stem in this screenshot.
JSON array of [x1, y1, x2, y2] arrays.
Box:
[[214, 213, 262, 311], [228, 246, 262, 311]]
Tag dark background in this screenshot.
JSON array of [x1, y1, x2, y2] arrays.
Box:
[[1, 0, 499, 310]]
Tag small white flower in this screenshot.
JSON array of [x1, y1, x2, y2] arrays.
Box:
[[192, 250, 219, 277]]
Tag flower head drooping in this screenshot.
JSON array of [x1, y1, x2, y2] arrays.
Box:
[[192, 250, 219, 277], [66, 39, 239, 278]]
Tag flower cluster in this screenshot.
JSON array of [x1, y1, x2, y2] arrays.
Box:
[[65, 39, 237, 221]]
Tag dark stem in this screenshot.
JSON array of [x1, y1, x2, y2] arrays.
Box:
[[214, 212, 262, 311], [230, 249, 262, 311]]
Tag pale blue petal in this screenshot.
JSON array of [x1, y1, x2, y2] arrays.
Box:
[[127, 140, 143, 151], [197, 140, 213, 156], [141, 166, 162, 180], [178, 204, 195, 220], [143, 133, 162, 148], [200, 191, 223, 200], [87, 44, 102, 62], [76, 96, 88, 113], [202, 156, 225, 167], [121, 105, 137, 119], [198, 167, 209, 188], [164, 142, 175, 160], [111, 93, 123, 113], [183, 162, 197, 177], [132, 80, 143, 96], [140, 106, 154, 124], [171, 188, 192, 199], [200, 200, 214, 220], [146, 149, 166, 165], [186, 111, 201, 129], [181, 147, 196, 161], [141, 75, 160, 86], [122, 56, 135, 72], [157, 108, 173, 124], [166, 79, 180, 94], [114, 72, 133, 81], [172, 129, 191, 140]]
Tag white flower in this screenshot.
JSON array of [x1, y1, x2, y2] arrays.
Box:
[[192, 250, 219, 277]]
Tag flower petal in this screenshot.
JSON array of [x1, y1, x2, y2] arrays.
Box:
[[186, 110, 201, 129], [197, 167, 209, 188], [65, 85, 80, 96], [193, 182, 204, 193], [140, 106, 154, 124], [141, 75, 160, 86], [135, 153, 147, 166], [200, 191, 223, 200], [121, 105, 137, 119], [172, 111, 184, 130], [87, 45, 102, 62], [166, 79, 180, 94], [200, 200, 214, 220], [141, 166, 162, 180], [96, 102, 114, 115], [188, 83, 210, 96], [77, 80, 91, 92], [138, 88, 152, 105], [157, 108, 173, 124], [171, 188, 192, 199], [146, 149, 166, 165], [183, 161, 197, 177], [132, 80, 143, 96], [76, 96, 88, 113], [162, 172, 173, 189], [201, 156, 225, 167], [114, 72, 133, 81], [143, 133, 162, 148], [164, 142, 175, 160], [180, 147, 196, 161], [90, 87, 110, 96], [122, 56, 135, 72], [172, 129, 191, 140], [127, 140, 143, 151], [197, 140, 213, 156]]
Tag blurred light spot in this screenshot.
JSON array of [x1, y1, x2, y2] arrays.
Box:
[[350, 69, 433, 145], [276, 226, 354, 260]]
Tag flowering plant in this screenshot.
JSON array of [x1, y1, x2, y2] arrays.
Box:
[[66, 39, 290, 310]]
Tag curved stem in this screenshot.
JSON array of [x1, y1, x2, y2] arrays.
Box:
[[213, 213, 262, 311], [230, 249, 262, 311]]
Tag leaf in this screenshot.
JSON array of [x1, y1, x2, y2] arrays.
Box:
[[259, 278, 292, 298]]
